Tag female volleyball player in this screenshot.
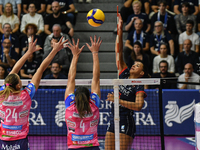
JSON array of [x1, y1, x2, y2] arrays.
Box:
[[105, 14, 147, 150], [0, 37, 68, 149], [65, 36, 102, 150]]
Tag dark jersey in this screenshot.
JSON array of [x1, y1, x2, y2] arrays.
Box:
[[111, 67, 147, 116]]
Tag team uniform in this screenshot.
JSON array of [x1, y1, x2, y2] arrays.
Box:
[[65, 93, 100, 150], [0, 83, 36, 150], [107, 67, 147, 138]]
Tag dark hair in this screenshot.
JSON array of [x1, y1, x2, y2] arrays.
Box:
[[51, 61, 61, 68], [0, 74, 20, 102], [186, 20, 194, 27], [131, 41, 143, 61], [159, 60, 168, 69], [182, 2, 190, 8], [134, 59, 149, 78], [160, 42, 169, 52], [75, 87, 92, 118], [25, 23, 37, 34], [28, 3, 36, 9], [181, 2, 191, 14], [0, 64, 8, 78], [158, 0, 167, 6]]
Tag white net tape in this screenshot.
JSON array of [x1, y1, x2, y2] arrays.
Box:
[[0, 78, 160, 86]]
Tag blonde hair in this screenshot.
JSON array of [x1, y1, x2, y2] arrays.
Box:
[[153, 21, 164, 37], [0, 74, 20, 103], [3, 2, 14, 19], [132, 1, 142, 7]]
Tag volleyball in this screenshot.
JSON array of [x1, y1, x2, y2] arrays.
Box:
[[87, 9, 105, 27]]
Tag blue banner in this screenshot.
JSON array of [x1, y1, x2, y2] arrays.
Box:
[[162, 89, 199, 135], [28, 89, 160, 135], [28, 89, 199, 136]]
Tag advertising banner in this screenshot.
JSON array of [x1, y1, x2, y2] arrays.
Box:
[[28, 89, 198, 135], [162, 89, 199, 135], [28, 89, 160, 135]]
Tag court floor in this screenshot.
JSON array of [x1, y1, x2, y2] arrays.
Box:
[[28, 136, 196, 150]]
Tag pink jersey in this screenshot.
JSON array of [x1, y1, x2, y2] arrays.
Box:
[[65, 93, 100, 149], [0, 89, 32, 141]]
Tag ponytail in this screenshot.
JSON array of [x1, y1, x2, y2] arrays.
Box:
[[75, 87, 91, 119], [76, 93, 92, 118], [0, 74, 20, 103]]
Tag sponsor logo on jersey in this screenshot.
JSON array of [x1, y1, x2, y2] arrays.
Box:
[[6, 130, 21, 135], [69, 127, 75, 132], [72, 134, 93, 141], [0, 110, 5, 118], [90, 119, 98, 127], [67, 120, 76, 127], [2, 124, 22, 130], [3, 101, 23, 106], [92, 95, 96, 99], [1, 144, 20, 150], [73, 112, 93, 118], [19, 110, 29, 118], [28, 84, 33, 88], [70, 95, 75, 100]]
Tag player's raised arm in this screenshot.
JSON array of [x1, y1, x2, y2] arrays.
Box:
[[65, 39, 84, 99], [31, 37, 68, 90], [9, 38, 41, 75], [116, 14, 127, 74], [86, 36, 102, 98]]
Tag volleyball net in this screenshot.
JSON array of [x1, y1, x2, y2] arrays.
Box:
[[0, 79, 164, 150]]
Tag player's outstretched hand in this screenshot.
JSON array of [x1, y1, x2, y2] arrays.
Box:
[[86, 35, 102, 53], [67, 38, 85, 56], [117, 14, 123, 34], [106, 92, 114, 102], [52, 36, 68, 52], [27, 36, 42, 53]]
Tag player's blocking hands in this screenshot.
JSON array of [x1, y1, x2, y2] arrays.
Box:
[[86, 35, 102, 53], [27, 36, 42, 53], [106, 92, 114, 102], [52, 36, 68, 52], [67, 38, 85, 56]]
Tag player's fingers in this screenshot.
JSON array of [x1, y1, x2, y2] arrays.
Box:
[[31, 36, 34, 43], [99, 40, 102, 46], [85, 43, 91, 49], [61, 39, 68, 45], [33, 38, 38, 46], [97, 36, 101, 44], [59, 36, 64, 43], [72, 38, 76, 46], [67, 41, 73, 48], [90, 36, 93, 43], [80, 45, 85, 52], [36, 47, 42, 51], [94, 35, 96, 43], [76, 39, 80, 47]]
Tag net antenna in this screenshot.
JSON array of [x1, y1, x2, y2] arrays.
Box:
[[114, 5, 120, 150]]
